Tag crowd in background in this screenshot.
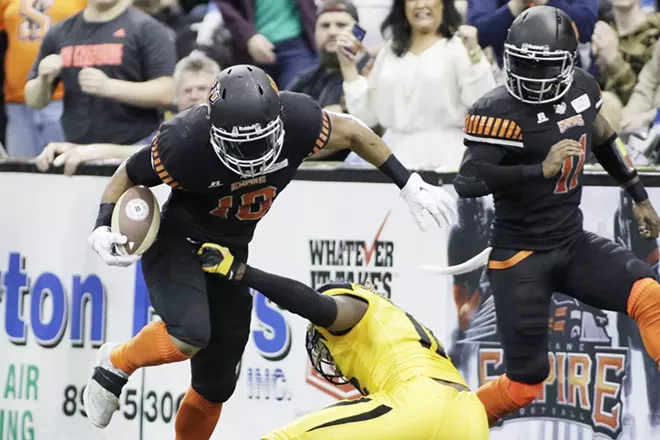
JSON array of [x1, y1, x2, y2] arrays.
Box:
[[4, 0, 660, 173]]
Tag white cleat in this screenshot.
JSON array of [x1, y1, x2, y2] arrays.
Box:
[[83, 343, 129, 428]]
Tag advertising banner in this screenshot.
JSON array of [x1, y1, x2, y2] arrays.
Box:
[[0, 170, 657, 439]]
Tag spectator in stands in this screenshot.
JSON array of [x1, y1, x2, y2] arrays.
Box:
[[218, 0, 317, 88], [467, 0, 599, 67], [621, 38, 660, 131], [35, 51, 219, 175], [592, 0, 660, 131], [341, 0, 496, 168], [0, 0, 86, 157], [133, 0, 180, 37], [185, 2, 235, 68], [287, 0, 374, 161], [25, 0, 176, 147]]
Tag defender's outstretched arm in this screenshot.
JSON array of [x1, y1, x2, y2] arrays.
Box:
[[197, 244, 367, 333]]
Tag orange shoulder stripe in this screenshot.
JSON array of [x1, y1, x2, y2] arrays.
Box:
[[464, 114, 523, 141], [151, 130, 184, 190]]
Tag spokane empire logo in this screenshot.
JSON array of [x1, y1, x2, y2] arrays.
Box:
[[472, 293, 627, 438], [308, 211, 394, 298]]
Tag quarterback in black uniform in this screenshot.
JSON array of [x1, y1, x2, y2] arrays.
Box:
[[83, 65, 456, 438], [452, 6, 660, 426]]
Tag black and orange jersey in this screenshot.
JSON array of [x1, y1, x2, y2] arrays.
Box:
[[125, 91, 331, 248], [463, 68, 603, 250], [316, 284, 467, 397]]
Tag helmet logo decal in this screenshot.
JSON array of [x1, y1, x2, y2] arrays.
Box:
[[208, 79, 221, 105], [521, 43, 550, 52], [237, 123, 262, 132], [267, 74, 280, 95]]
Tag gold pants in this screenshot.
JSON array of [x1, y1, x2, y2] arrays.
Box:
[[263, 377, 489, 440]]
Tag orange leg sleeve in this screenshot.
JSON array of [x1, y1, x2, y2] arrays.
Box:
[[110, 321, 191, 376], [628, 277, 660, 367], [175, 386, 223, 440], [476, 375, 543, 426]]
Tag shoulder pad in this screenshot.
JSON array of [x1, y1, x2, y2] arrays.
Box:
[[573, 67, 603, 110], [464, 86, 524, 149], [279, 91, 331, 159], [150, 105, 209, 190], [280, 91, 319, 114]]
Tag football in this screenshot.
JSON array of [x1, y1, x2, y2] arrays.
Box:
[[111, 185, 160, 256]]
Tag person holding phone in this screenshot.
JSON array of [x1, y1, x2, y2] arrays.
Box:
[[339, 0, 496, 169], [287, 0, 377, 161]]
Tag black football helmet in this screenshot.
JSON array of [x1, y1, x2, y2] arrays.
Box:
[[207, 65, 284, 177], [503, 6, 579, 104], [305, 282, 385, 386]]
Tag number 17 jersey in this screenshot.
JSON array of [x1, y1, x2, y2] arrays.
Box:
[[463, 68, 604, 250]]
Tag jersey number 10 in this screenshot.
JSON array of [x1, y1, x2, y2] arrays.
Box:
[[554, 134, 587, 194], [210, 186, 277, 221]]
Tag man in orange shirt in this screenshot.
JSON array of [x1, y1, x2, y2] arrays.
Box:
[[0, 0, 86, 157]]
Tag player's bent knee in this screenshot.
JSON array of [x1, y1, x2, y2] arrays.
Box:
[[166, 322, 211, 354], [506, 352, 549, 385], [627, 259, 657, 284], [169, 334, 202, 357], [506, 380, 544, 407], [193, 378, 238, 404]]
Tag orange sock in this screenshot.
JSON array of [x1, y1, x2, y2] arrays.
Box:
[[628, 277, 660, 366], [110, 321, 191, 376], [175, 386, 222, 440], [476, 375, 543, 426]]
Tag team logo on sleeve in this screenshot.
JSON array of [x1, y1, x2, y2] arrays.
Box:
[[557, 114, 584, 133], [554, 102, 567, 115], [208, 80, 221, 105]]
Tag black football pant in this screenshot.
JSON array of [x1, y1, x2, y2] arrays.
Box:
[[488, 231, 655, 384], [141, 228, 252, 403]]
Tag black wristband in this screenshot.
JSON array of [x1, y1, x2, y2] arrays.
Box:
[[378, 155, 412, 189], [627, 180, 649, 203], [94, 203, 115, 230], [522, 164, 544, 180]]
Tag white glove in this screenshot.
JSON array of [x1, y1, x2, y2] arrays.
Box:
[[88, 226, 139, 267], [400, 173, 457, 230]]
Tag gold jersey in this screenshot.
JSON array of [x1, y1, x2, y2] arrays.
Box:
[[317, 284, 467, 396]]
